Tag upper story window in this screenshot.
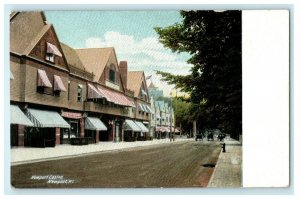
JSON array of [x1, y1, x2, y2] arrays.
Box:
[[68, 81, 71, 101], [45, 42, 62, 63], [45, 53, 54, 62], [77, 84, 83, 102], [108, 64, 116, 83]]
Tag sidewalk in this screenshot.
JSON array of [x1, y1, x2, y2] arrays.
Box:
[[11, 137, 191, 165], [207, 139, 242, 187]]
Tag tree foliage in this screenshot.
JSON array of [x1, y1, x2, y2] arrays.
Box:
[[155, 10, 242, 139]]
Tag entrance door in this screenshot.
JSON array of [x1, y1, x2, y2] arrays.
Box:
[[70, 120, 79, 138]]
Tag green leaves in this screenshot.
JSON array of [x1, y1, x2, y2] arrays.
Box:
[[155, 10, 242, 139]]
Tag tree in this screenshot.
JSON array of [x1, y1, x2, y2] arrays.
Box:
[[155, 10, 242, 139]]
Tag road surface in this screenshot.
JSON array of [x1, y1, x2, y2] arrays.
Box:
[[11, 141, 221, 188]]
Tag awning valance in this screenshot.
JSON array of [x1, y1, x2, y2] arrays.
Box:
[[97, 85, 134, 107], [37, 69, 52, 88], [47, 42, 62, 57], [135, 121, 149, 133], [87, 83, 104, 99], [26, 108, 70, 128], [54, 75, 66, 91], [124, 119, 141, 132], [10, 105, 34, 126], [85, 117, 107, 131]]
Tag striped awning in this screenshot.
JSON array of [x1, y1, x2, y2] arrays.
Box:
[[145, 105, 154, 114], [37, 69, 52, 88], [85, 117, 107, 131], [10, 105, 34, 126], [87, 83, 104, 99], [47, 42, 62, 57], [26, 108, 70, 128], [97, 85, 134, 107], [135, 121, 149, 133], [124, 119, 141, 132], [156, 126, 168, 132], [54, 75, 66, 91]]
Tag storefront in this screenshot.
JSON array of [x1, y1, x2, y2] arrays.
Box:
[[124, 119, 141, 141], [10, 105, 34, 146], [60, 111, 83, 144], [135, 121, 149, 141], [25, 108, 70, 147], [85, 117, 107, 143]]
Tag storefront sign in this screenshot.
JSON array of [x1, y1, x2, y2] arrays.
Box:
[[62, 112, 82, 119]]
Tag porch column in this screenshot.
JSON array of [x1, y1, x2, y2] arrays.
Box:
[[80, 118, 85, 138], [18, 125, 25, 146], [55, 127, 60, 145], [121, 122, 124, 142], [95, 130, 99, 143], [115, 123, 120, 142], [111, 122, 115, 141]]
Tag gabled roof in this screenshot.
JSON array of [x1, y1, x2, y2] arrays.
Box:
[[76, 47, 114, 82], [155, 100, 165, 111], [148, 81, 156, 89], [10, 12, 47, 54], [127, 71, 144, 98], [60, 42, 86, 71]]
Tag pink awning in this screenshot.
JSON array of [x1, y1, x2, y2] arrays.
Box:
[[37, 69, 52, 88], [156, 126, 169, 132], [47, 42, 62, 57], [54, 75, 66, 91], [88, 83, 104, 99], [97, 85, 134, 107]]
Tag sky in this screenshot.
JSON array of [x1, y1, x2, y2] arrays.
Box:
[[44, 11, 193, 96]]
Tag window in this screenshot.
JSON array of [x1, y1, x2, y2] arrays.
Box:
[[45, 53, 54, 62], [77, 84, 82, 102], [109, 69, 115, 82], [68, 81, 70, 101]]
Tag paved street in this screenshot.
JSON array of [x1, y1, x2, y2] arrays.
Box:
[[11, 141, 221, 188]]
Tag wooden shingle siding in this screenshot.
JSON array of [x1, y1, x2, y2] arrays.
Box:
[[10, 59, 23, 102], [29, 26, 68, 71]]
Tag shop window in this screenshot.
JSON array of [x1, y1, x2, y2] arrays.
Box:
[[45, 53, 54, 62], [77, 84, 82, 102]]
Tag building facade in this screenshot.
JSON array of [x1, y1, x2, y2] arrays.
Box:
[[10, 12, 150, 147]]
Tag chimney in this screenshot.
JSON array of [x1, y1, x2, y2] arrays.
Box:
[[119, 61, 128, 89]]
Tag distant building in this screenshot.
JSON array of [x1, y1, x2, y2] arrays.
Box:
[[148, 82, 163, 99]]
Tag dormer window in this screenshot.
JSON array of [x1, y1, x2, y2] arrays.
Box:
[[108, 64, 116, 83], [46, 42, 62, 63]]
